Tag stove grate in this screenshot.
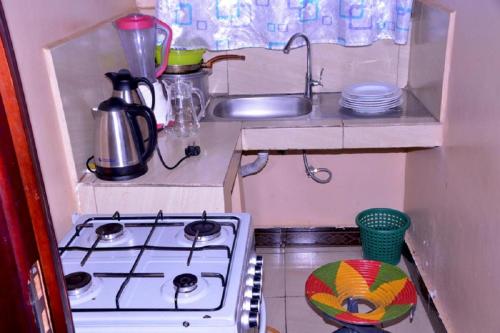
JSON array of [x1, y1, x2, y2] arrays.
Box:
[[58, 210, 240, 312]]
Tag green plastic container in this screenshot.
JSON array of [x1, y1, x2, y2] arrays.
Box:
[[356, 208, 411, 265]]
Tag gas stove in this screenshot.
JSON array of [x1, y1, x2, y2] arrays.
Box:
[[58, 211, 266, 333]]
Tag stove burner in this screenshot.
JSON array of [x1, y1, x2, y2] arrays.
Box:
[[95, 223, 124, 241], [184, 220, 221, 242], [173, 273, 198, 293], [65, 271, 92, 296]]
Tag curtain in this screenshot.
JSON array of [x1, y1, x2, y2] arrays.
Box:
[[157, 0, 413, 50]]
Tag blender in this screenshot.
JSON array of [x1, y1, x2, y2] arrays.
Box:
[[114, 14, 173, 127]]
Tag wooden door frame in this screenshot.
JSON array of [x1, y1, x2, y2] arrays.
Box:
[[0, 3, 72, 332]]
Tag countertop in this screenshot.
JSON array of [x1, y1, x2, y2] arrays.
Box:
[[81, 122, 242, 187], [206, 90, 442, 150], [77, 90, 442, 214]]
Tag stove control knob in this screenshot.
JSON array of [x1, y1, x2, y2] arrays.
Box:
[[252, 285, 261, 298], [242, 297, 260, 311], [254, 264, 263, 275], [245, 275, 255, 287], [253, 273, 262, 286], [249, 311, 259, 328], [250, 297, 260, 312], [247, 264, 257, 275], [244, 285, 261, 298], [249, 255, 263, 266], [242, 298, 251, 311], [241, 310, 259, 329]]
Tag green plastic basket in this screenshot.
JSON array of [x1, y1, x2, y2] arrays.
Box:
[[356, 208, 411, 265]]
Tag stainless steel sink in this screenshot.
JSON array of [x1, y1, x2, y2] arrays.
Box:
[[211, 96, 312, 120]]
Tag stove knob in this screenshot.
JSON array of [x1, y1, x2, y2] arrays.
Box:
[[252, 286, 261, 298], [241, 311, 259, 328], [248, 311, 259, 328], [245, 275, 255, 287], [247, 265, 257, 275], [249, 255, 263, 266], [254, 264, 263, 275], [244, 285, 261, 298], [250, 297, 260, 312], [253, 273, 262, 286], [242, 297, 260, 312], [241, 310, 259, 329], [242, 298, 251, 311]]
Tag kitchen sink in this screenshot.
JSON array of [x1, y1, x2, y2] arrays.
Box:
[[210, 96, 312, 120]]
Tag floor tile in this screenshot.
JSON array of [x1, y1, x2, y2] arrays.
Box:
[[264, 297, 286, 333], [286, 296, 341, 333], [285, 248, 363, 296], [262, 253, 286, 297]]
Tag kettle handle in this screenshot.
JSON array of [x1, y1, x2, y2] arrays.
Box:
[[127, 105, 158, 163], [135, 77, 156, 110]]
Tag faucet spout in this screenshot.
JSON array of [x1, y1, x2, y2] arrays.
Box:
[[283, 33, 313, 99]]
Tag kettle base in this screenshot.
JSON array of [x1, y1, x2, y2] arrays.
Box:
[[95, 164, 147, 181]]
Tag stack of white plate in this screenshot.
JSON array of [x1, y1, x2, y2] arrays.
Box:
[[340, 82, 403, 114]]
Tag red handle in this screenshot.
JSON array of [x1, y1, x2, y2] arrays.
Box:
[[155, 18, 172, 78]]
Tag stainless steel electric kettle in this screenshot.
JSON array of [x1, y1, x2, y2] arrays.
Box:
[[93, 97, 157, 181], [105, 69, 156, 155]]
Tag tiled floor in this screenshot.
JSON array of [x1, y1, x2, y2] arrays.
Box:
[[257, 246, 435, 333]]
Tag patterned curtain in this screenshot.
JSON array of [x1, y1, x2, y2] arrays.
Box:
[[157, 0, 413, 50]]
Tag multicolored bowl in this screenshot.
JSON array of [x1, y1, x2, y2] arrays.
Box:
[[305, 259, 417, 325]]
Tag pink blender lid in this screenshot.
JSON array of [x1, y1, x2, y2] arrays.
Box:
[[115, 14, 155, 30]]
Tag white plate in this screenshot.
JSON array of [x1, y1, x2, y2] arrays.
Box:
[[350, 107, 398, 114], [342, 82, 400, 99], [339, 99, 402, 110], [341, 97, 402, 107], [342, 93, 403, 104]]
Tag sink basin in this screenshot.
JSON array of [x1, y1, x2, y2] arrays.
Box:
[[212, 96, 312, 120]]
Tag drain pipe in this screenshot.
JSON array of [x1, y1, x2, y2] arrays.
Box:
[[240, 151, 269, 177]]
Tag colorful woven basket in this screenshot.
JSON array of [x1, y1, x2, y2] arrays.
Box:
[[305, 260, 417, 325]]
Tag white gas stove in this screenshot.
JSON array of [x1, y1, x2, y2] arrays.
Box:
[[58, 211, 266, 333]]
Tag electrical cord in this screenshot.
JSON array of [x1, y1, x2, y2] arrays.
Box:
[[156, 144, 201, 170], [302, 151, 332, 184], [86, 144, 200, 174]]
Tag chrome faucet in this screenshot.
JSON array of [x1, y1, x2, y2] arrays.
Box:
[[283, 33, 322, 99]]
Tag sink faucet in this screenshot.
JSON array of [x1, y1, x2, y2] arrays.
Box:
[[283, 33, 322, 99]]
